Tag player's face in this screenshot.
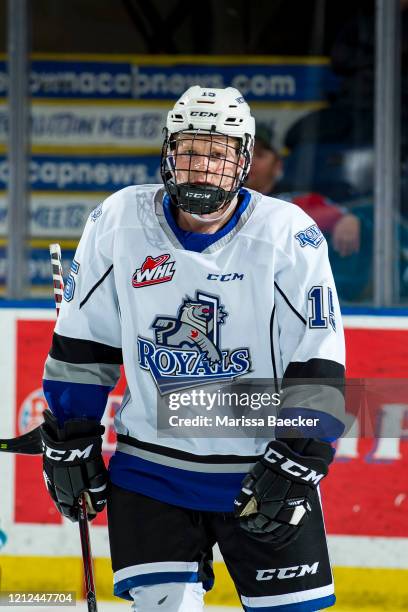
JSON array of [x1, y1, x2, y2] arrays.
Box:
[[174, 134, 243, 192]]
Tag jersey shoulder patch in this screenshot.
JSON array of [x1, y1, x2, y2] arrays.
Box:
[[294, 223, 324, 248]]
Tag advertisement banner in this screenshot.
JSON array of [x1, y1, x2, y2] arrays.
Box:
[[0, 56, 337, 102], [13, 319, 408, 539], [0, 246, 76, 291], [0, 193, 103, 237], [0, 103, 313, 150], [14, 319, 125, 525], [0, 155, 162, 193]]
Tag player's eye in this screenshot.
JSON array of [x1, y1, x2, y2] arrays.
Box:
[[210, 151, 224, 160]]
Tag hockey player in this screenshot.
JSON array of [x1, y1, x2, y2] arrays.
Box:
[[41, 86, 345, 612]]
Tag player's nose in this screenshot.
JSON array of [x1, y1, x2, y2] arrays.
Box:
[[190, 154, 208, 170]]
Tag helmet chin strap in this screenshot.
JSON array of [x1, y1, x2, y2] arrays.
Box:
[[190, 198, 237, 223]]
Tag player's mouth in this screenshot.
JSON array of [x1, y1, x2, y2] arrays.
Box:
[[190, 179, 221, 187]]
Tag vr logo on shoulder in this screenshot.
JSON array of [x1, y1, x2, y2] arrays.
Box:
[[295, 224, 324, 248]]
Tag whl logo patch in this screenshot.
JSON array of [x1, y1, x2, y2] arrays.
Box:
[[138, 290, 251, 394], [132, 254, 175, 288]]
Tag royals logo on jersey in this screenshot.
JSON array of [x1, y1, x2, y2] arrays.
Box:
[[137, 290, 252, 393], [90, 202, 103, 222], [295, 224, 324, 248], [132, 254, 176, 288]]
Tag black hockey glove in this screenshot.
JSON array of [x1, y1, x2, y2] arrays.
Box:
[[234, 438, 335, 549], [40, 409, 108, 522]]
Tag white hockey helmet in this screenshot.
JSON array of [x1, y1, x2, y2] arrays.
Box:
[[161, 86, 255, 215]]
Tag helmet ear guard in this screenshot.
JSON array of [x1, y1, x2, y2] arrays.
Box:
[[160, 86, 255, 216]]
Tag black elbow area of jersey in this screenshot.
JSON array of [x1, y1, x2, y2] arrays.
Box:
[[50, 332, 123, 365]]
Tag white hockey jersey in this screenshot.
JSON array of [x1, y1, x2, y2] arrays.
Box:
[[43, 185, 345, 511]]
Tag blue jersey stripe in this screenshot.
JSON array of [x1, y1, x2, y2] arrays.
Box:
[[275, 407, 345, 440], [109, 451, 246, 512], [43, 378, 111, 426], [114, 571, 198, 601]]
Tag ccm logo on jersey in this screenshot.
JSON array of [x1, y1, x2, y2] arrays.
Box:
[[263, 447, 325, 484], [295, 224, 324, 248], [207, 273, 244, 281], [256, 562, 319, 581], [132, 254, 176, 288]]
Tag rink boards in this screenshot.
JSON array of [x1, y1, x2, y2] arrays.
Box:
[[0, 307, 407, 609]]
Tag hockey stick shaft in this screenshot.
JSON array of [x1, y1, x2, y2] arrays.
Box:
[[49, 243, 98, 612], [0, 426, 43, 454], [0, 247, 65, 455], [49, 243, 64, 313], [78, 497, 98, 612]]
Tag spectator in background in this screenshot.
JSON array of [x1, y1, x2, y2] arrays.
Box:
[[284, 1, 408, 175], [246, 124, 361, 257]]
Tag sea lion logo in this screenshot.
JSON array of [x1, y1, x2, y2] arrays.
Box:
[[138, 291, 251, 394]]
